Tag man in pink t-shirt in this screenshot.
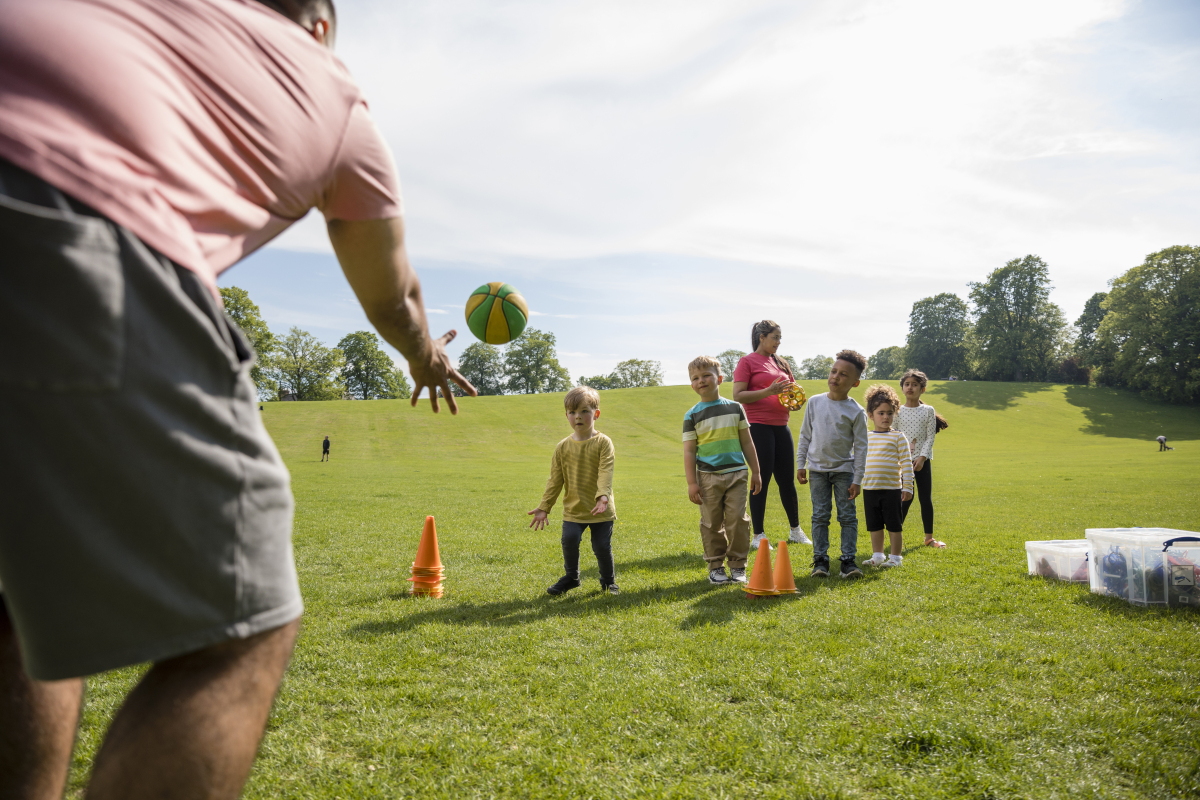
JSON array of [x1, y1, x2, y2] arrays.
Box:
[[0, 1, 475, 796]]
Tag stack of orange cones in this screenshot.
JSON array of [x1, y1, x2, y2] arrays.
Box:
[[744, 542, 780, 598], [773, 541, 797, 594], [409, 516, 445, 598]]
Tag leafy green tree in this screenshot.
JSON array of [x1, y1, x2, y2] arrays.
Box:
[[387, 367, 412, 399], [457, 342, 506, 395], [1073, 291, 1109, 367], [219, 286, 276, 399], [610, 359, 664, 388], [337, 331, 401, 399], [864, 346, 906, 379], [780, 355, 800, 380], [1094, 245, 1200, 403], [905, 293, 970, 379], [968, 256, 1067, 381], [717, 349, 746, 380], [579, 374, 618, 390], [268, 326, 344, 400], [503, 328, 572, 394], [799, 355, 834, 379]]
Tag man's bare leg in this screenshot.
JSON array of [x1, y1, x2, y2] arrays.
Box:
[[0, 597, 84, 800], [86, 618, 300, 800]]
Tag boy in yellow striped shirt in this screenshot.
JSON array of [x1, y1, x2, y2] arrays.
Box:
[[528, 386, 618, 596], [860, 385, 914, 568]]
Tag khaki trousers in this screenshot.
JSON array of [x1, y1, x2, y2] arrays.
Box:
[[697, 470, 752, 570]]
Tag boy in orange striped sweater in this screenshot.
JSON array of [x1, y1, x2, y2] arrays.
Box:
[[860, 385, 914, 568]]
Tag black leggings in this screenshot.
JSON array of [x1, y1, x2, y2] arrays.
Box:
[[748, 423, 800, 534], [900, 458, 934, 535]]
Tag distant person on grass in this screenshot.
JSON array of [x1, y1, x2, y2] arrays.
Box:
[[859, 385, 914, 569], [895, 369, 948, 548], [0, 1, 476, 797], [1157, 435, 1171, 452], [796, 350, 869, 579], [322, 435, 331, 462], [683, 356, 763, 586], [529, 387, 619, 597], [732, 320, 811, 552]]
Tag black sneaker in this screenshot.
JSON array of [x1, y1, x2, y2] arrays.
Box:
[[547, 575, 581, 596], [810, 556, 830, 578], [839, 559, 863, 579], [601, 582, 620, 596]]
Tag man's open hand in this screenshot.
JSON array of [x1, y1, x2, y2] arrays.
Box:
[[409, 329, 477, 414]]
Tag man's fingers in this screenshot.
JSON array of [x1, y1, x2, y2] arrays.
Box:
[[438, 328, 458, 346], [428, 386, 440, 413], [449, 367, 478, 397], [410, 381, 425, 408], [440, 382, 459, 415]]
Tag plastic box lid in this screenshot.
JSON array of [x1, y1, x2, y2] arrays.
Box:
[[1025, 539, 1089, 552], [1085, 528, 1200, 546]]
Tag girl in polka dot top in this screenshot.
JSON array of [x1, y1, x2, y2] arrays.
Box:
[[894, 369, 947, 548]]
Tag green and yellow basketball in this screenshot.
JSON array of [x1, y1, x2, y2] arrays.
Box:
[[465, 282, 529, 344]]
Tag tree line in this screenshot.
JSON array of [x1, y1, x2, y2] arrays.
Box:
[[221, 288, 412, 401], [751, 246, 1196, 404]]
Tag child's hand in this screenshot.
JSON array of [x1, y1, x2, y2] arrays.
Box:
[[527, 509, 548, 530], [750, 472, 762, 495], [848, 483, 861, 500], [687, 483, 703, 505], [591, 496, 609, 516], [796, 469, 808, 485], [901, 490, 913, 502], [913, 456, 926, 472]]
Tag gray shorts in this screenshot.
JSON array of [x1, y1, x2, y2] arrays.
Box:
[[0, 161, 302, 681]]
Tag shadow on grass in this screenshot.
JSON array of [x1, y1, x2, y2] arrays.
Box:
[[1064, 385, 1200, 440], [929, 380, 1054, 410], [358, 571, 879, 636], [1070, 589, 1200, 617]]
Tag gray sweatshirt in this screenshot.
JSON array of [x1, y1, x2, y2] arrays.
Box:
[[794, 393, 869, 483]]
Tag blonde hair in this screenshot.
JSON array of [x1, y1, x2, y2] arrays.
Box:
[[688, 355, 722, 377], [564, 385, 600, 412], [865, 383, 900, 415]]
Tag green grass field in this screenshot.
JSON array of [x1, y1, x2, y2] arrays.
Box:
[[70, 381, 1200, 799]]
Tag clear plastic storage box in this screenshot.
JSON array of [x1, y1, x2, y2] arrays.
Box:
[[1086, 528, 1200, 609], [1025, 540, 1090, 582]]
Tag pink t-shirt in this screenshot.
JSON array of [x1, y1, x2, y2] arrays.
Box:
[[0, 0, 402, 292], [733, 352, 793, 426]]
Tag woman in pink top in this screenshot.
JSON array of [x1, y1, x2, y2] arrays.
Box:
[[732, 320, 809, 550]]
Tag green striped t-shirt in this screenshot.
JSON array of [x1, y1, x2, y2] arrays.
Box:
[[682, 398, 750, 474]]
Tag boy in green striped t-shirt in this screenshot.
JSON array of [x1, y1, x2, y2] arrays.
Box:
[[683, 356, 762, 585]]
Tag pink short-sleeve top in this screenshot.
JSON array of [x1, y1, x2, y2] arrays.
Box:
[[0, 0, 403, 294], [733, 352, 793, 426]]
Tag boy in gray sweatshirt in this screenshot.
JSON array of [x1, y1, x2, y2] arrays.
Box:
[[796, 349, 869, 579]]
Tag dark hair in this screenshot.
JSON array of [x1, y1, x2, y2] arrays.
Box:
[[900, 368, 928, 389], [935, 413, 949, 433], [834, 349, 867, 377], [253, 0, 337, 29], [750, 320, 781, 352], [864, 384, 900, 415]]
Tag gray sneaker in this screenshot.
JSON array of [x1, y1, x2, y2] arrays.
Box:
[[788, 526, 812, 545], [750, 533, 772, 551], [729, 567, 749, 584], [708, 568, 730, 585]]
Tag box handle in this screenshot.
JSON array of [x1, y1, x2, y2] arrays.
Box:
[[1162, 537, 1200, 552]]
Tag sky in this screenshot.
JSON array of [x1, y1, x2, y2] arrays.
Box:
[[221, 0, 1200, 386]]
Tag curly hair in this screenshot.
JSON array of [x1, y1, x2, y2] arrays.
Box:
[[900, 368, 928, 389], [865, 383, 900, 415], [835, 349, 867, 377]]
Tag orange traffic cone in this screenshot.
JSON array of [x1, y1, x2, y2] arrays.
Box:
[[409, 515, 445, 598], [745, 542, 779, 598], [773, 541, 797, 594]]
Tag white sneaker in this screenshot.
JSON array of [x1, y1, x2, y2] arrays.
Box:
[[882, 557, 902, 568], [729, 567, 749, 584], [788, 526, 811, 545], [861, 554, 886, 568], [750, 533, 772, 551]]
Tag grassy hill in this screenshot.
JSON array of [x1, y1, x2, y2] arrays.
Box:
[[72, 382, 1200, 799]]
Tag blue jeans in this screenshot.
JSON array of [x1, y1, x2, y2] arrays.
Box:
[[561, 521, 615, 584], [808, 471, 858, 562]]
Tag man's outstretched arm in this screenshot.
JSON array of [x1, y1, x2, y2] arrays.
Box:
[[327, 217, 477, 413]]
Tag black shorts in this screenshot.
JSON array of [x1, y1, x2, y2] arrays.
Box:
[[863, 489, 903, 533]]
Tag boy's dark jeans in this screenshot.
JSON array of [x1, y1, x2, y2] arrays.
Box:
[[808, 470, 858, 562], [562, 521, 615, 584]]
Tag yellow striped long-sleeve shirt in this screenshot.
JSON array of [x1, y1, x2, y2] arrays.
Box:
[[537, 433, 617, 523], [862, 430, 914, 493]]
